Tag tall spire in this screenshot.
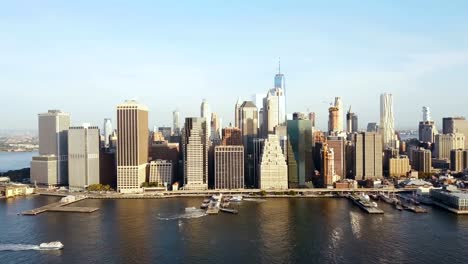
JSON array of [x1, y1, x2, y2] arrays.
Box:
[[278, 57, 281, 74]]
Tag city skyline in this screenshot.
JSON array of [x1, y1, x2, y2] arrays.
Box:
[[2, 1, 468, 131]]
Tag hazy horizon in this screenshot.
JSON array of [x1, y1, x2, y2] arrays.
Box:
[[1, 1, 468, 131]]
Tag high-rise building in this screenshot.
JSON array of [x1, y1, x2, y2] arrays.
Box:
[[158, 127, 172, 141], [263, 89, 285, 136], [173, 110, 180, 136], [327, 136, 345, 180], [253, 138, 265, 188], [148, 160, 173, 186], [434, 133, 465, 160], [201, 99, 211, 138], [222, 127, 242, 146], [450, 149, 468, 173], [308, 112, 316, 128], [380, 93, 395, 148], [214, 145, 244, 189], [334, 97, 343, 132], [367, 123, 378, 132], [239, 101, 258, 186], [116, 100, 149, 193], [352, 132, 383, 180], [346, 107, 358, 133], [211, 112, 221, 141], [389, 156, 411, 178], [31, 110, 70, 186], [68, 124, 100, 191], [419, 107, 437, 143], [182, 117, 209, 190], [412, 148, 432, 173], [103, 118, 113, 148], [442, 117, 468, 149], [321, 143, 336, 187], [235, 97, 242, 128], [287, 119, 313, 187], [328, 106, 339, 134], [259, 134, 288, 189]]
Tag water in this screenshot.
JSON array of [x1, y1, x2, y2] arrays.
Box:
[[0, 196, 467, 264], [0, 152, 37, 173]]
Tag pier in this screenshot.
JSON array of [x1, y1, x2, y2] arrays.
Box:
[[21, 196, 99, 215], [348, 195, 384, 214]]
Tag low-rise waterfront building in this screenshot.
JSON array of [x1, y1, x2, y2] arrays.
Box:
[[430, 186, 468, 213]]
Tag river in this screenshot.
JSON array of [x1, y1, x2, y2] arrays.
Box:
[[0, 152, 37, 173], [0, 196, 467, 264]]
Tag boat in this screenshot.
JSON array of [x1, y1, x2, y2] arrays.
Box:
[[220, 208, 239, 214], [395, 204, 403, 211], [370, 194, 379, 200], [229, 195, 243, 202], [185, 207, 198, 211], [243, 198, 267, 202], [39, 241, 64, 250]]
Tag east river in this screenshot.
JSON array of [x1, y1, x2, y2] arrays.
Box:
[[0, 195, 467, 264]]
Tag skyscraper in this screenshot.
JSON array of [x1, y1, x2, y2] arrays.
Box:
[[31, 110, 70, 186], [346, 107, 358, 133], [116, 100, 149, 193], [222, 127, 242, 146], [442, 117, 468, 149], [380, 93, 395, 148], [327, 136, 345, 180], [259, 134, 288, 189], [328, 106, 339, 134], [321, 143, 336, 187], [182, 117, 209, 190], [239, 101, 259, 186], [352, 132, 383, 180], [68, 124, 100, 191], [103, 118, 113, 148], [308, 112, 316, 128], [211, 112, 221, 141], [434, 133, 465, 160], [419, 107, 437, 143], [214, 145, 244, 189], [263, 89, 285, 136], [287, 119, 313, 187], [334, 97, 343, 132], [201, 99, 211, 138], [235, 97, 242, 128], [173, 110, 180, 136]]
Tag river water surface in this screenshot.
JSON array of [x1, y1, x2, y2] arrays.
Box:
[[0, 196, 467, 264]]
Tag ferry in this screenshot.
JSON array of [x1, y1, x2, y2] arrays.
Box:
[[39, 241, 64, 250], [229, 195, 243, 202]]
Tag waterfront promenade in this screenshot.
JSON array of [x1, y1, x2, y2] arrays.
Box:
[[34, 187, 412, 199]]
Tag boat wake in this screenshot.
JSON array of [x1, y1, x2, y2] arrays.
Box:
[[0, 244, 41, 251], [157, 208, 207, 221]]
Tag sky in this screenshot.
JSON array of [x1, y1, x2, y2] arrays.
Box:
[[1, 0, 468, 131]]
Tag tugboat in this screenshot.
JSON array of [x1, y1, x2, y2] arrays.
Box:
[[39, 241, 64, 250]]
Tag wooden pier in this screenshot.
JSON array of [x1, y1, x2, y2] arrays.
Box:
[[21, 196, 99, 215]]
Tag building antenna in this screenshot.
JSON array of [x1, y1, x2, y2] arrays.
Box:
[[278, 57, 281, 74]]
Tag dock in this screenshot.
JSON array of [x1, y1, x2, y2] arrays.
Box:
[[206, 207, 220, 215], [21, 196, 99, 215], [348, 195, 384, 214]]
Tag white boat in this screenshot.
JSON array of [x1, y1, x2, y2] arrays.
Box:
[[185, 207, 198, 211], [229, 195, 243, 202], [39, 241, 64, 250]]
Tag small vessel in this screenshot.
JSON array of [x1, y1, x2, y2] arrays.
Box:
[[369, 194, 379, 200], [39, 241, 64, 250], [185, 207, 198, 211], [395, 204, 403, 211], [229, 195, 243, 202], [243, 198, 267, 202]]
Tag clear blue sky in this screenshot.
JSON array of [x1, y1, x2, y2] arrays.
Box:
[[1, 0, 468, 131]]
